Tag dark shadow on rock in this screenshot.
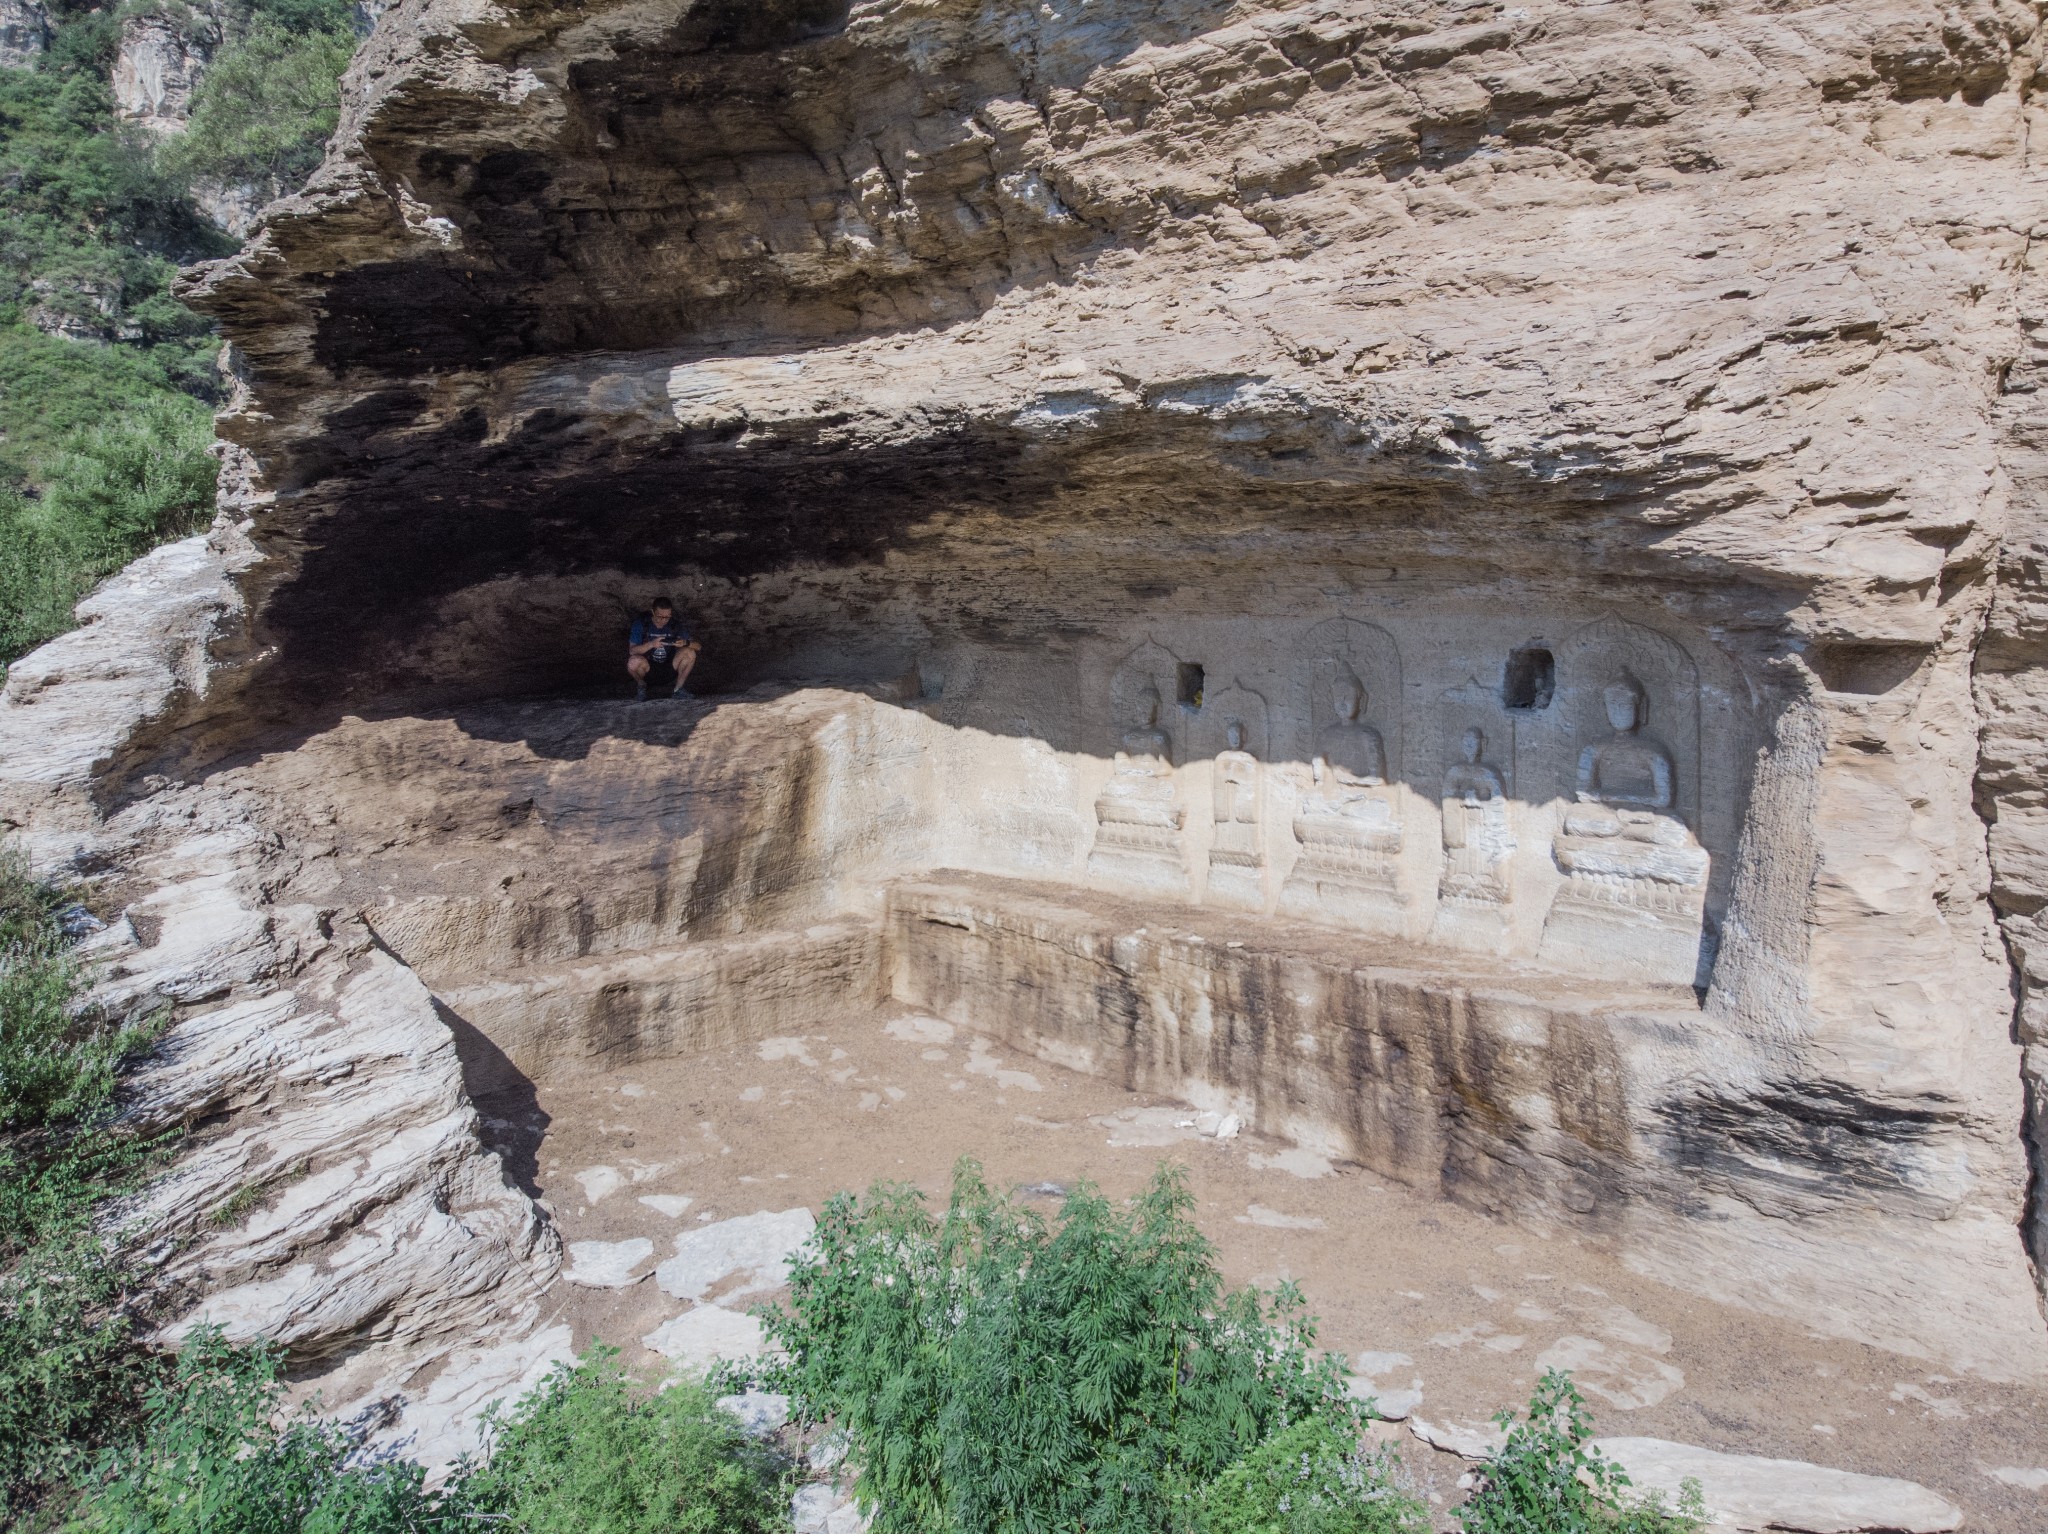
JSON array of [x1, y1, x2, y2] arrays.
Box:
[[436, 997, 549, 1198]]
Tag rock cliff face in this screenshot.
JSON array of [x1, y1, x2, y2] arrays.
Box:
[[5, 0, 2047, 1456]]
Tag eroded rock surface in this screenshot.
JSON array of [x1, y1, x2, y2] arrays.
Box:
[[4, 0, 2048, 1489]]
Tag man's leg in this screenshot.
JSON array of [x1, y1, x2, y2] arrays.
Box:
[[672, 642, 701, 694], [627, 654, 650, 700]]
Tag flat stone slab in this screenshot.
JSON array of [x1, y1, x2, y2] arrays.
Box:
[[655, 1208, 816, 1302], [641, 1305, 767, 1373], [1409, 1415, 1508, 1459], [562, 1237, 654, 1288], [716, 1388, 791, 1437], [1593, 1438, 1964, 1533]]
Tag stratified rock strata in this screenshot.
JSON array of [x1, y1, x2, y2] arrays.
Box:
[[4, 0, 2048, 1469]]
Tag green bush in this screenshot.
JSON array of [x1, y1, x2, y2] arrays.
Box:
[[160, 19, 355, 193], [457, 1346, 791, 1534], [754, 1158, 1369, 1534], [74, 1325, 442, 1534], [1459, 1371, 1705, 1534], [1199, 1417, 1429, 1534], [0, 845, 169, 1516]]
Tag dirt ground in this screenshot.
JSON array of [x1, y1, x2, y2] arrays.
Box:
[[481, 1005, 2048, 1531]]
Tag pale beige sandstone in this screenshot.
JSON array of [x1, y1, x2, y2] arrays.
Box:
[[110, 5, 221, 140], [4, 0, 2048, 1476]]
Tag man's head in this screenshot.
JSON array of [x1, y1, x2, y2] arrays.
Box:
[[651, 596, 674, 622]]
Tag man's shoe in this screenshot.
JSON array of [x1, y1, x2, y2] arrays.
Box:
[[635, 682, 647, 702], [671, 687, 694, 701]]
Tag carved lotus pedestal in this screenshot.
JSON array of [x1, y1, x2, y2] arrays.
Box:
[[1087, 781, 1188, 896], [1278, 795, 1405, 936], [1539, 814, 1711, 987]]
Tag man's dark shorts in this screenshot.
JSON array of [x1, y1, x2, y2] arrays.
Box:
[[645, 659, 680, 690]]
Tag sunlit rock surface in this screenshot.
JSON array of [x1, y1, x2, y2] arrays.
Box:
[[5, 0, 2048, 1481]]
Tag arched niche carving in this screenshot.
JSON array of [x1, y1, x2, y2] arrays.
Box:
[[1192, 682, 1269, 762], [1554, 614, 1700, 831], [1297, 618, 1402, 775], [1090, 636, 1191, 894], [1538, 613, 1710, 987], [1110, 638, 1186, 761]]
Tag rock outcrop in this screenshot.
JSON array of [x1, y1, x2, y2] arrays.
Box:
[[0, 0, 46, 67], [6, 0, 2048, 1466], [110, 4, 223, 139]]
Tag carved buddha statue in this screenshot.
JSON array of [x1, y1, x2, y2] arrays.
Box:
[[1096, 686, 1182, 836], [1440, 726, 1511, 901], [1311, 678, 1387, 796], [1117, 685, 1173, 775], [1554, 679, 1706, 889]]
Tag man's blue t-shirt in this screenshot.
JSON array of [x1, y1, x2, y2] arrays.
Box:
[[630, 613, 690, 664]]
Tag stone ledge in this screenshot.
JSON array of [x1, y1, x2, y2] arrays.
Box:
[[884, 870, 1699, 1228]]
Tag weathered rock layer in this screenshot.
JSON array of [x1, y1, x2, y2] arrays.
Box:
[[4, 0, 2047, 1450]]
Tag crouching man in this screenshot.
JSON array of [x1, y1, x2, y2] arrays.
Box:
[[626, 596, 701, 701]]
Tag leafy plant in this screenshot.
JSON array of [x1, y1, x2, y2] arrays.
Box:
[[1199, 1416, 1430, 1534], [752, 1158, 1369, 1534], [159, 19, 355, 193], [73, 1325, 442, 1534], [457, 1346, 792, 1534], [0, 844, 157, 1141], [1458, 1370, 1705, 1534], [0, 843, 171, 1516]]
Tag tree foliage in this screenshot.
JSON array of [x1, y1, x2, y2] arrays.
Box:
[[159, 17, 355, 194], [752, 1158, 1399, 1534]]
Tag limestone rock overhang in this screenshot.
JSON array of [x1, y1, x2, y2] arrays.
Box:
[[172, 0, 2028, 720]]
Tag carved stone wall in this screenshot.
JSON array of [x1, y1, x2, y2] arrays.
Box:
[[890, 599, 1751, 995]]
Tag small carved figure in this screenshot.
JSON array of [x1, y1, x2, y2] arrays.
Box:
[[1211, 722, 1261, 868], [1442, 727, 1505, 835], [1440, 727, 1513, 903]]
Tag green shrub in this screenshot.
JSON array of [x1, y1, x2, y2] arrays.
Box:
[[0, 844, 170, 1517], [456, 1346, 791, 1534], [753, 1158, 1367, 1534], [1199, 1416, 1430, 1534], [34, 390, 218, 558], [1, 1228, 164, 1509], [0, 845, 159, 1141], [160, 19, 355, 193], [73, 1325, 442, 1534], [1458, 1370, 1705, 1534]]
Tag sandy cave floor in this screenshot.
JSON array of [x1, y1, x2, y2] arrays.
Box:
[[477, 1004, 2048, 1531]]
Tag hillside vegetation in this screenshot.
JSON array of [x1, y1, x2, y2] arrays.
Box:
[[0, 0, 356, 671]]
